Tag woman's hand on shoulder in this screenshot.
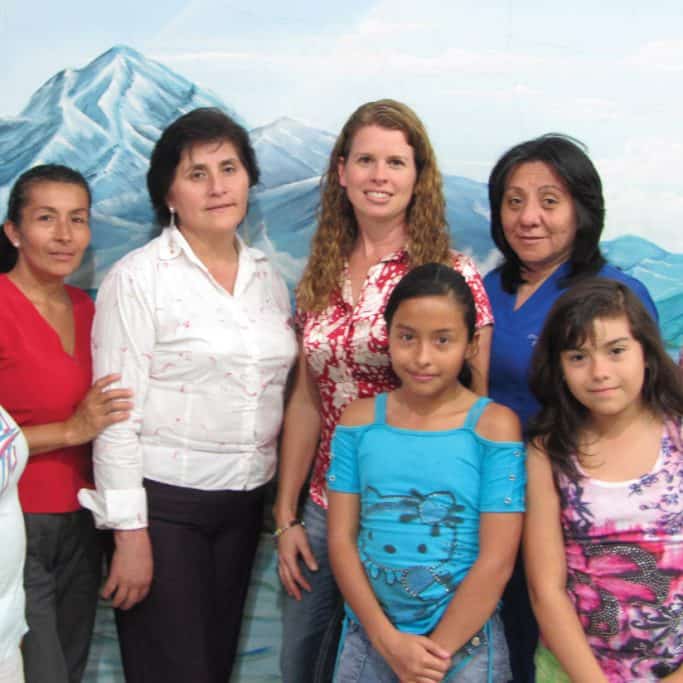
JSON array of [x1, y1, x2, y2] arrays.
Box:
[[64, 374, 134, 446], [338, 397, 374, 427], [475, 402, 522, 442]]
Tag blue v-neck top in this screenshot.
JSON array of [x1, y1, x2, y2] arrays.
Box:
[[484, 262, 658, 428]]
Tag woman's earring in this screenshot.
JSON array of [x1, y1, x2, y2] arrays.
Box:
[[169, 207, 176, 229]]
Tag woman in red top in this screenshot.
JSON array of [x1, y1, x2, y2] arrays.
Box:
[[274, 99, 494, 681], [0, 165, 132, 683]]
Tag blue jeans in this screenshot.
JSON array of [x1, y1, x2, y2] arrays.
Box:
[[280, 499, 343, 683], [335, 613, 511, 683]]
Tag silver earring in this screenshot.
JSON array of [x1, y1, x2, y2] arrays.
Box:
[[169, 207, 176, 229], [11, 241, 19, 248]]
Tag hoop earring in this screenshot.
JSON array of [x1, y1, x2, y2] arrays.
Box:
[[169, 207, 176, 229]]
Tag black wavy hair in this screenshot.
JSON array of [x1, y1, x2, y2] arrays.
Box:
[[488, 134, 606, 293]]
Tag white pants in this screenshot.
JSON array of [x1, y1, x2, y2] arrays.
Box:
[[0, 649, 24, 683]]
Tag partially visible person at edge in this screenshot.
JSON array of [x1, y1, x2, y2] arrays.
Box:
[[482, 134, 659, 682], [274, 98, 494, 682], [0, 165, 133, 683], [525, 278, 683, 682], [78, 108, 297, 683], [0, 407, 29, 683]]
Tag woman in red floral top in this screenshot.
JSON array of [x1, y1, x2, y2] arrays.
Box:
[[274, 99, 494, 682]]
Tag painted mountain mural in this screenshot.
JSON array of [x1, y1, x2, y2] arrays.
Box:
[[1, 44, 681, 681], [1, 46, 680, 351]]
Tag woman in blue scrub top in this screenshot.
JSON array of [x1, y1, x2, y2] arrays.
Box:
[[483, 134, 658, 683]]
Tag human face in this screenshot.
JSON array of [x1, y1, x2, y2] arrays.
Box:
[[4, 181, 90, 281], [560, 315, 646, 421], [338, 125, 417, 229], [501, 161, 577, 275], [166, 140, 250, 240], [388, 294, 477, 400]]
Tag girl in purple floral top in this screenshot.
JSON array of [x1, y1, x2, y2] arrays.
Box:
[[524, 278, 683, 683]]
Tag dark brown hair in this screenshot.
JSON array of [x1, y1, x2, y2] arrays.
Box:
[[147, 107, 259, 226], [2, 164, 91, 272], [528, 277, 682, 479]]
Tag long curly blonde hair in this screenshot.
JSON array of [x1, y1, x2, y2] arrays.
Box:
[[297, 99, 452, 312]]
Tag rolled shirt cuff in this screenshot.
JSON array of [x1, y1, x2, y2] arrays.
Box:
[[77, 487, 148, 530]]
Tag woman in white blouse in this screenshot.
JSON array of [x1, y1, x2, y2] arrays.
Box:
[[79, 108, 297, 683]]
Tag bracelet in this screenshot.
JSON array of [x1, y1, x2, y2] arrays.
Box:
[[273, 518, 305, 541]]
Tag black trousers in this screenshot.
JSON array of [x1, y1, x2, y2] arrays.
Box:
[[113, 479, 266, 683], [22, 510, 101, 683], [502, 554, 538, 683]]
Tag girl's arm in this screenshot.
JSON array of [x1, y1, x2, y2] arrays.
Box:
[[273, 343, 322, 600], [429, 511, 521, 653], [469, 324, 491, 396], [430, 403, 521, 652], [524, 442, 608, 683], [328, 489, 451, 682]]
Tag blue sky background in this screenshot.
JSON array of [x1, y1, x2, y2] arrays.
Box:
[[2, 0, 682, 250]]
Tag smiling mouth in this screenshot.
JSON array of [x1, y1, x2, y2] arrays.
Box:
[[206, 203, 236, 211], [365, 191, 392, 200], [408, 372, 436, 382]]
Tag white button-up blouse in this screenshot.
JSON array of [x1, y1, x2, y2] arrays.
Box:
[[78, 228, 297, 529]]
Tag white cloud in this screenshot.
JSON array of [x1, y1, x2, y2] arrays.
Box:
[[624, 40, 683, 72], [599, 137, 683, 252]]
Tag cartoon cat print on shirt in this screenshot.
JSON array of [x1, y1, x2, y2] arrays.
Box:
[[359, 486, 464, 620]]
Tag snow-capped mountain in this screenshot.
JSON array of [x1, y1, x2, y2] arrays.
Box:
[[603, 235, 683, 350], [250, 117, 336, 189], [0, 45, 243, 267], [0, 45, 680, 352]]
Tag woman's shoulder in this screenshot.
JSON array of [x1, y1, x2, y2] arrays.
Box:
[[474, 400, 523, 443], [101, 237, 163, 285], [596, 264, 658, 318], [448, 249, 481, 277], [598, 262, 644, 286], [482, 264, 503, 289]]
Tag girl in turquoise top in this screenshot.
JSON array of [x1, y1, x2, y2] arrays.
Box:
[[327, 263, 526, 682]]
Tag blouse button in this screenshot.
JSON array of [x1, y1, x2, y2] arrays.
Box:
[[471, 635, 481, 647], [513, 450, 522, 457], [509, 474, 516, 481], [328, 475, 336, 482], [504, 497, 512, 505]]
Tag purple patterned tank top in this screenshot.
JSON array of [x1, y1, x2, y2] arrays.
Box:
[[557, 418, 683, 681]]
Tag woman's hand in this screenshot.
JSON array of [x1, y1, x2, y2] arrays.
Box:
[[277, 524, 318, 600], [375, 627, 450, 682], [102, 528, 153, 610], [65, 374, 133, 446]]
